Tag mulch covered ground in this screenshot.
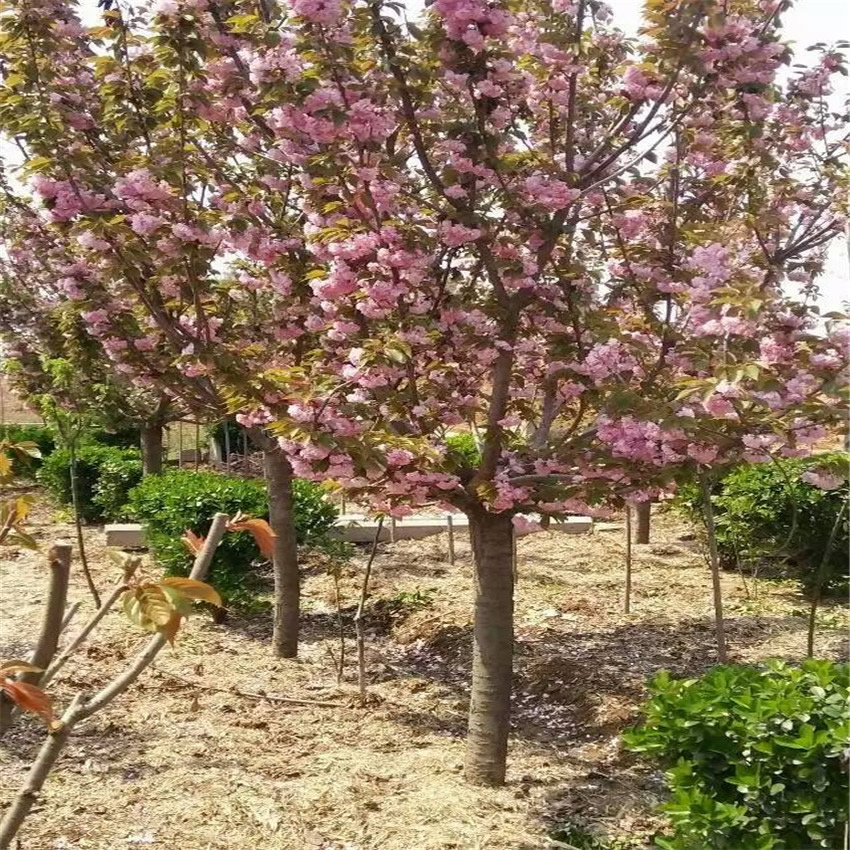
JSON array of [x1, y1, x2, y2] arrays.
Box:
[[1, 494, 846, 850]]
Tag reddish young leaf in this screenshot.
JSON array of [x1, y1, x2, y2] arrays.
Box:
[[228, 518, 276, 559], [160, 611, 183, 646], [1, 679, 54, 723], [182, 529, 205, 555]]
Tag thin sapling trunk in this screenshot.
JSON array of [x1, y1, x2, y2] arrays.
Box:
[[68, 442, 100, 608], [354, 517, 384, 701], [700, 471, 728, 663], [807, 503, 846, 658], [624, 505, 633, 614]]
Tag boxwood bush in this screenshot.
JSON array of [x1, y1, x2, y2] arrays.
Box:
[[127, 469, 337, 603], [674, 453, 849, 593], [624, 660, 849, 850], [38, 443, 143, 522]]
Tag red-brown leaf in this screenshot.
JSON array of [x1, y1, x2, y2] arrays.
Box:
[[228, 518, 276, 559], [1, 680, 54, 723], [182, 530, 205, 555]]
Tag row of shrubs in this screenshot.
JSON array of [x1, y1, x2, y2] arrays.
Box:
[[674, 452, 849, 594], [7, 423, 337, 603], [128, 471, 336, 602]]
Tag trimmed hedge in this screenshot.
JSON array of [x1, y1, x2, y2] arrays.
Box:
[[624, 660, 849, 850], [127, 469, 337, 602], [38, 443, 143, 522], [675, 453, 849, 593]]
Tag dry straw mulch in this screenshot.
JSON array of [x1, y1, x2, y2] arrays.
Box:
[[1, 500, 846, 849]]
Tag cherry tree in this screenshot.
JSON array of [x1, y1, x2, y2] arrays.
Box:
[[0, 0, 313, 656], [195, 0, 846, 784], [0, 201, 177, 474], [0, 0, 846, 786]]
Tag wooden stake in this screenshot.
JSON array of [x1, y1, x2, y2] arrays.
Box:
[[354, 517, 384, 702], [446, 514, 456, 565], [178, 421, 184, 467], [389, 516, 396, 543], [624, 505, 633, 614], [194, 421, 200, 470], [700, 472, 728, 663]]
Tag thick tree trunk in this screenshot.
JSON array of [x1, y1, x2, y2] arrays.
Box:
[[635, 501, 651, 544], [264, 449, 300, 658], [465, 509, 515, 786], [140, 423, 164, 475]]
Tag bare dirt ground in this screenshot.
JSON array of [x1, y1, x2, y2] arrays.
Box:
[[1, 494, 846, 850]]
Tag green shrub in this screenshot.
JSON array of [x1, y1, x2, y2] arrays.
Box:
[[444, 432, 481, 473], [127, 470, 337, 602], [93, 452, 145, 520], [1, 424, 55, 475], [38, 443, 143, 522], [291, 477, 340, 544], [674, 453, 849, 593], [624, 660, 850, 850]]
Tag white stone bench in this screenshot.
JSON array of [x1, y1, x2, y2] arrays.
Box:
[[106, 515, 593, 548], [330, 514, 592, 543], [104, 523, 146, 549]]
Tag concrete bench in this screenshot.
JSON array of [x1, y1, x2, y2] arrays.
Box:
[[330, 514, 592, 543], [104, 523, 146, 549]]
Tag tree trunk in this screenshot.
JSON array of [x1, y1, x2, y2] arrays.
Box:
[[635, 501, 651, 544], [700, 472, 728, 663], [465, 509, 515, 786], [140, 423, 164, 475], [624, 506, 633, 614], [264, 449, 300, 658], [69, 443, 100, 609]]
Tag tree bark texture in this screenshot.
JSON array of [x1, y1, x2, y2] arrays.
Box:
[[465, 509, 515, 786], [140, 423, 164, 475], [263, 448, 300, 658], [635, 501, 651, 544]]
